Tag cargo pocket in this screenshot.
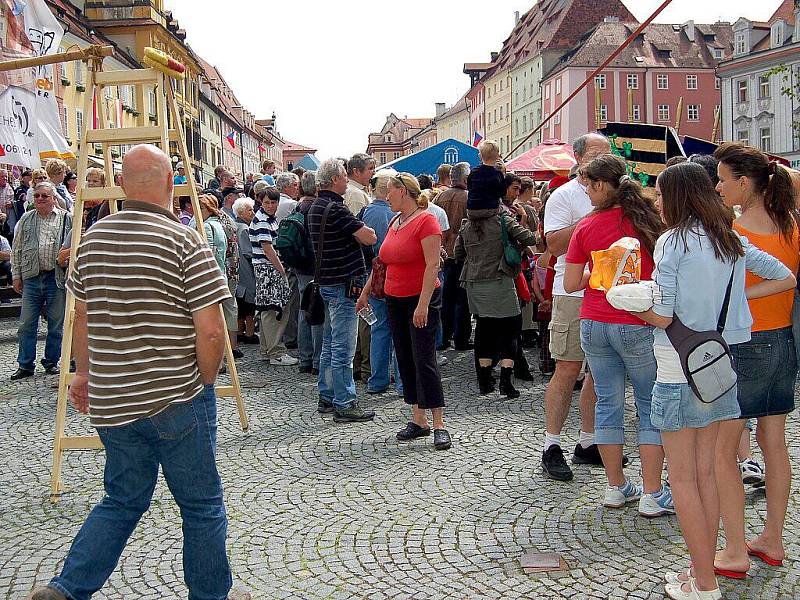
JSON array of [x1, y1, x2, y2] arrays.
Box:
[[549, 321, 569, 358], [651, 382, 682, 432]]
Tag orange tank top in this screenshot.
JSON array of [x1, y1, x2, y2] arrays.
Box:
[[733, 222, 799, 332]]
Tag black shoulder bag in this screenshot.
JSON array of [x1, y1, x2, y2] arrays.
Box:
[[665, 267, 737, 403], [301, 203, 332, 326]]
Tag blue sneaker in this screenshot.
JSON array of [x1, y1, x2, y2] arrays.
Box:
[[603, 479, 642, 508], [639, 485, 676, 517]]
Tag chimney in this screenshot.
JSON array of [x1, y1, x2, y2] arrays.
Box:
[[490, 51, 499, 62], [435, 102, 446, 118], [683, 20, 695, 42], [514, 10, 520, 25]]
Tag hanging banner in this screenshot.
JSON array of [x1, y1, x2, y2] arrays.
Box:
[[0, 0, 74, 167]]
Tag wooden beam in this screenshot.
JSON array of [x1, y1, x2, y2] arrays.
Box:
[[94, 69, 160, 86], [0, 45, 113, 73]]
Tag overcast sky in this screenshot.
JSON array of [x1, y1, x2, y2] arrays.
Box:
[[166, 0, 783, 160]]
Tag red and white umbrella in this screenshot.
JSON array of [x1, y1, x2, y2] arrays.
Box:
[[506, 139, 576, 180]]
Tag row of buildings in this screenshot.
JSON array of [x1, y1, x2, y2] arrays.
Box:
[[367, 0, 800, 170], [36, 0, 315, 185]]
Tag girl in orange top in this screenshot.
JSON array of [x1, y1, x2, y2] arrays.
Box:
[[713, 142, 798, 579]]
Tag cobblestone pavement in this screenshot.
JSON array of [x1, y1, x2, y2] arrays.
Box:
[[1, 317, 797, 599]]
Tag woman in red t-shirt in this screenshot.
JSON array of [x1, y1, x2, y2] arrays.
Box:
[[563, 154, 671, 518], [356, 173, 450, 450]]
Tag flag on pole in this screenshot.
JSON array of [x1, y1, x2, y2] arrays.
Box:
[[226, 131, 236, 149], [473, 131, 483, 147], [0, 0, 74, 167], [257, 143, 266, 153]]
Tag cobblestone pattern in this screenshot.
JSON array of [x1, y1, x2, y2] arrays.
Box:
[[0, 318, 797, 599]]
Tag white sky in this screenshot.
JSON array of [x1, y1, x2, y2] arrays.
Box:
[[166, 0, 783, 160]]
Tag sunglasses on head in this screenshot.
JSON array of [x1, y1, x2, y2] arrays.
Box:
[[392, 175, 409, 193]]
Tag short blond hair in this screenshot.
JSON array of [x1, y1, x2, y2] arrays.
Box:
[[86, 167, 106, 185], [478, 140, 501, 163], [45, 158, 67, 179], [32, 168, 47, 180]]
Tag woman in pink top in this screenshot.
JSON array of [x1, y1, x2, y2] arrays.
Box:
[[357, 173, 450, 450], [564, 154, 671, 518]]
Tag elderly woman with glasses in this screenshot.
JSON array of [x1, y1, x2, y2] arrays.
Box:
[[357, 172, 451, 450]]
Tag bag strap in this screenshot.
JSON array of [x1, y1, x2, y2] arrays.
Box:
[[499, 213, 510, 245], [716, 265, 736, 334], [314, 202, 333, 282]]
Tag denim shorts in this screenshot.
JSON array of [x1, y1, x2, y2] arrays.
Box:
[[731, 326, 797, 419], [651, 381, 741, 432]]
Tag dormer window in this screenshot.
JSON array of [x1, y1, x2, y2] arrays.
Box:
[[734, 31, 747, 55], [771, 21, 784, 48]]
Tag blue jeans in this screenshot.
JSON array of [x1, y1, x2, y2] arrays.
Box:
[[17, 271, 65, 371], [49, 386, 232, 600], [580, 320, 661, 446], [368, 296, 402, 394], [297, 273, 322, 369], [318, 284, 358, 408]]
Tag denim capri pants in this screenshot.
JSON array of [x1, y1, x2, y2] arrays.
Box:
[[580, 320, 661, 446]]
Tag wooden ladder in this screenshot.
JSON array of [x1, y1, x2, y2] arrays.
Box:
[[50, 61, 249, 502]]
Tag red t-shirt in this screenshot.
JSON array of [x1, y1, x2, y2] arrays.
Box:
[[565, 206, 654, 325], [379, 211, 442, 297]]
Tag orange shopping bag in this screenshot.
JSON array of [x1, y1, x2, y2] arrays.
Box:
[[589, 237, 641, 292]]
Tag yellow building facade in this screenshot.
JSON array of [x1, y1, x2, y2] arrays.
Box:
[[483, 69, 513, 158]]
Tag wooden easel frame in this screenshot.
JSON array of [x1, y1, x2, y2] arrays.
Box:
[[49, 58, 249, 502]]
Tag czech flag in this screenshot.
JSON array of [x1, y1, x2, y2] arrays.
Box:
[[473, 131, 483, 147], [257, 143, 266, 153], [226, 131, 236, 149]]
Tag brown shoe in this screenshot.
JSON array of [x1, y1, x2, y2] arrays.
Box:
[[227, 587, 252, 600], [27, 588, 67, 600]]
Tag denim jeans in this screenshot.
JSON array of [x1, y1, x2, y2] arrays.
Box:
[[580, 320, 661, 446], [297, 273, 322, 369], [318, 284, 358, 408], [440, 258, 472, 347], [49, 386, 232, 600], [17, 271, 65, 371], [368, 296, 402, 394]]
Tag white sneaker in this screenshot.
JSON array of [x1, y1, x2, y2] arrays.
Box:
[[639, 485, 676, 517], [739, 458, 765, 487], [269, 354, 299, 366], [603, 479, 642, 508]]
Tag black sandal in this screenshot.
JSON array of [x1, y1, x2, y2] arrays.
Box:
[[434, 429, 452, 450], [396, 422, 431, 441]]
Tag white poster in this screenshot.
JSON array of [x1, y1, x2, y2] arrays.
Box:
[[0, 0, 74, 168]]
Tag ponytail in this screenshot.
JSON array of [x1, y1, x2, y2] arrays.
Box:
[[765, 163, 797, 241]]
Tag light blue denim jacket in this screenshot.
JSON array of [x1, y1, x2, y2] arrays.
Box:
[[652, 225, 791, 347]]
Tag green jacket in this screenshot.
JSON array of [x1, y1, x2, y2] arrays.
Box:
[[454, 208, 538, 281], [11, 208, 72, 289]]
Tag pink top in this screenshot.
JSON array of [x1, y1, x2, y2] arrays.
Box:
[[379, 211, 442, 297]]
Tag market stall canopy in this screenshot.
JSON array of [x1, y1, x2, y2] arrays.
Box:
[[295, 153, 321, 170], [598, 122, 685, 187], [378, 139, 480, 177], [505, 139, 576, 179]]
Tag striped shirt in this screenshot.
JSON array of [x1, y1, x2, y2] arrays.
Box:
[[66, 200, 231, 428], [307, 190, 366, 285], [248, 208, 278, 265]]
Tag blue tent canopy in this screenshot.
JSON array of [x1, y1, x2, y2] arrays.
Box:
[[292, 153, 321, 171], [379, 138, 480, 177]]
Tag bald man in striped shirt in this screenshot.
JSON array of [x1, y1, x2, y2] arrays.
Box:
[[32, 145, 250, 600]]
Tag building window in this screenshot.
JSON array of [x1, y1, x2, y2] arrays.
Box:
[[760, 127, 771, 152], [544, 85, 550, 99], [737, 130, 749, 145], [658, 104, 670, 121], [737, 80, 748, 103], [554, 112, 561, 125], [148, 90, 157, 116], [514, 118, 518, 135], [735, 32, 746, 55], [771, 22, 784, 48], [687, 104, 700, 121], [715, 78, 721, 90], [522, 114, 527, 132], [657, 74, 669, 89], [76, 109, 83, 140], [500, 80, 503, 91], [713, 48, 724, 59], [595, 74, 606, 89], [506, 103, 509, 119], [393, 152, 400, 160], [500, 105, 504, 120], [379, 152, 386, 164], [74, 60, 84, 85], [627, 74, 638, 89], [759, 75, 771, 98], [599, 104, 608, 122], [555, 79, 561, 95], [632, 104, 641, 122], [687, 75, 698, 90]]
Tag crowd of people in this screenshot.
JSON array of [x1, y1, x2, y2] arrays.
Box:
[[8, 131, 798, 600]]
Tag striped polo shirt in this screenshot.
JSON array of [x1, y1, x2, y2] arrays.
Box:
[[66, 200, 231, 428], [248, 208, 278, 265], [306, 190, 367, 285]]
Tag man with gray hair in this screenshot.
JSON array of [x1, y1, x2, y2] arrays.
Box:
[[10, 181, 72, 379], [307, 159, 377, 422], [435, 161, 472, 350], [275, 171, 301, 350], [343, 153, 375, 216], [540, 132, 610, 482]]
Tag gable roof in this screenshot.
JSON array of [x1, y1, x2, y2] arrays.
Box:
[[545, 21, 733, 76], [752, 0, 796, 52], [484, 0, 636, 76]]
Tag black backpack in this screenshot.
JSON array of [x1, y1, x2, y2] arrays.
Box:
[[274, 209, 314, 269]]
